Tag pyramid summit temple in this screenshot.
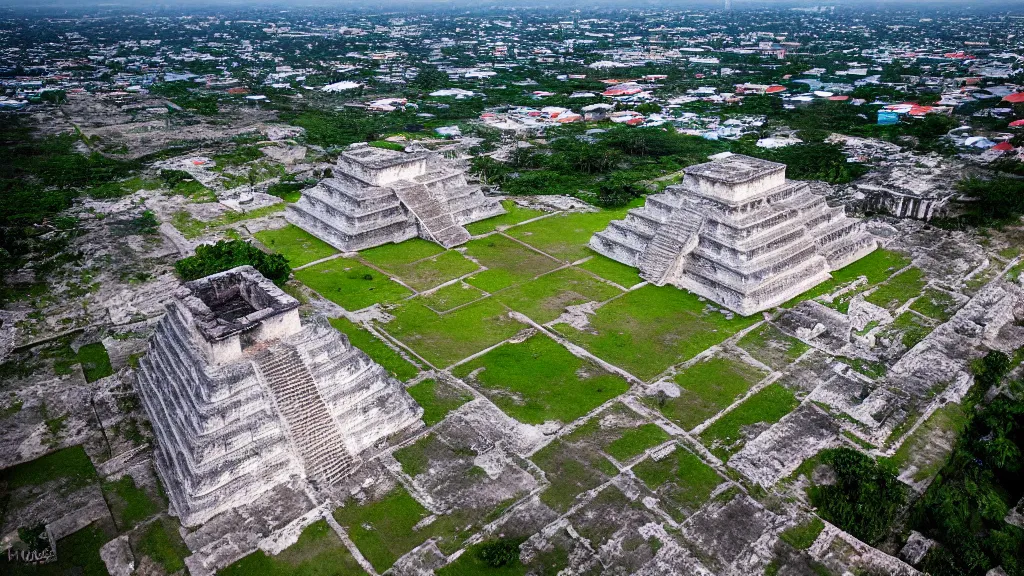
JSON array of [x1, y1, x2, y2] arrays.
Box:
[[590, 154, 877, 316], [287, 142, 505, 251]]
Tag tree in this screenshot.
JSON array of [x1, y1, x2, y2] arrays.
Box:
[[807, 448, 906, 545], [477, 538, 525, 568], [175, 241, 291, 285]]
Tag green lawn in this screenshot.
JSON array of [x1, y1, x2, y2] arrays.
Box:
[[604, 424, 670, 462], [407, 378, 473, 426], [632, 447, 723, 519], [255, 224, 338, 268], [333, 486, 434, 573], [781, 248, 913, 309], [577, 253, 644, 289], [377, 250, 480, 291], [465, 200, 547, 236], [865, 268, 926, 311], [295, 258, 412, 311], [359, 238, 445, 268], [551, 284, 759, 381], [532, 439, 619, 513], [328, 317, 419, 381], [381, 299, 523, 368], [103, 475, 162, 531], [652, 356, 769, 431], [885, 312, 935, 349], [699, 383, 800, 460], [886, 402, 967, 483], [495, 267, 622, 324], [463, 235, 561, 293], [393, 435, 435, 477], [77, 342, 113, 383], [0, 445, 97, 492], [136, 516, 190, 574], [452, 334, 629, 425], [219, 520, 366, 576], [736, 323, 809, 371], [504, 204, 637, 263], [909, 288, 960, 322], [419, 282, 487, 312], [832, 248, 912, 285], [780, 517, 825, 550]]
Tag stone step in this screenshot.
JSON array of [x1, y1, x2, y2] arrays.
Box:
[[639, 204, 704, 285], [255, 347, 361, 487], [392, 182, 471, 248]]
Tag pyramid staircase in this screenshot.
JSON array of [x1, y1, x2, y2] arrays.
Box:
[[254, 346, 360, 487], [392, 182, 471, 248], [639, 205, 705, 285]]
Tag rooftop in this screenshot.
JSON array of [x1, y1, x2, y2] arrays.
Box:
[[175, 266, 299, 342], [685, 154, 786, 185], [340, 143, 429, 170]]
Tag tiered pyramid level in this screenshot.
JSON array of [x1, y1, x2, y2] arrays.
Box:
[[137, 266, 423, 526], [590, 154, 877, 315], [287, 143, 505, 250]]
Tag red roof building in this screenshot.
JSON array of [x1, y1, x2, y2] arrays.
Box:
[[992, 142, 1016, 152], [1003, 93, 1024, 104], [765, 85, 787, 94]]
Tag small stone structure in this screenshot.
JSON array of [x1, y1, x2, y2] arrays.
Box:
[[590, 154, 877, 315], [287, 143, 505, 250], [137, 266, 422, 526], [853, 158, 961, 221]]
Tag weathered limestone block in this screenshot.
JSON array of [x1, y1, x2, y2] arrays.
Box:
[[729, 404, 841, 487], [138, 266, 423, 527], [590, 154, 877, 315], [287, 143, 504, 251], [899, 531, 934, 566], [100, 535, 135, 576]]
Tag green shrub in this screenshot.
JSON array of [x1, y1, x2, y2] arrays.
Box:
[[911, 392, 1024, 576], [175, 240, 291, 285], [477, 537, 525, 568], [807, 448, 905, 545]]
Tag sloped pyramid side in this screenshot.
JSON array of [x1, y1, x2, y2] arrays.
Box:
[[287, 144, 504, 252], [139, 309, 424, 526], [590, 168, 876, 315]]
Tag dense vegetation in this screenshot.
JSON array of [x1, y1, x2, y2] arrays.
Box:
[[913, 352, 1024, 576], [471, 126, 726, 207], [0, 116, 139, 303], [806, 447, 906, 545], [937, 176, 1024, 229], [472, 125, 873, 207], [735, 140, 868, 184], [174, 240, 291, 285]]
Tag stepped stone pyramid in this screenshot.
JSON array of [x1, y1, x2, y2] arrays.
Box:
[[590, 154, 877, 316], [137, 266, 423, 526], [287, 143, 505, 250]]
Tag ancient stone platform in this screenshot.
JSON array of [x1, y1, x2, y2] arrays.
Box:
[[590, 154, 877, 315], [287, 143, 505, 250], [136, 266, 422, 526]]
